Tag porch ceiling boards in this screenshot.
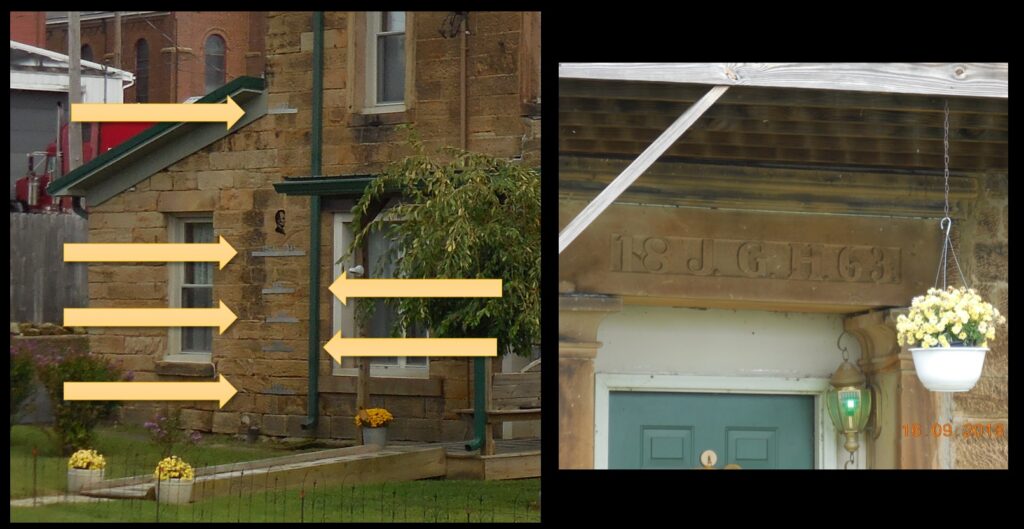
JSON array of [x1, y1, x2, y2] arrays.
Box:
[[559, 78, 1006, 216]]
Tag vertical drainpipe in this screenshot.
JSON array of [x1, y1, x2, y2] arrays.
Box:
[[459, 13, 489, 452], [303, 11, 324, 431]]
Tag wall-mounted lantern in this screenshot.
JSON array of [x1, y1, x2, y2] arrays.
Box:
[[825, 331, 873, 468]]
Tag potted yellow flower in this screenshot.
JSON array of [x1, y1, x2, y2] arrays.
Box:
[[897, 286, 1006, 392], [67, 449, 106, 493], [354, 407, 394, 447], [154, 455, 195, 504]]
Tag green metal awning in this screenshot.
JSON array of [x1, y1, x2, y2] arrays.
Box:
[[47, 76, 267, 206], [272, 175, 377, 197]]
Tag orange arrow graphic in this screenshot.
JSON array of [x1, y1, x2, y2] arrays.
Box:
[[64, 375, 238, 408], [328, 272, 502, 305], [323, 331, 496, 362], [64, 301, 237, 334], [71, 95, 246, 129], [64, 236, 237, 269]]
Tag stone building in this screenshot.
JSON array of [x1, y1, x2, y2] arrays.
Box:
[[558, 63, 1007, 469], [44, 11, 267, 103], [47, 11, 541, 443]]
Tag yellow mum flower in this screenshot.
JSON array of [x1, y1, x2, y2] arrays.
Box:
[[938, 335, 950, 348]]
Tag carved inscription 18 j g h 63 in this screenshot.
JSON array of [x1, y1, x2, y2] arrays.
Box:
[[559, 201, 942, 312]]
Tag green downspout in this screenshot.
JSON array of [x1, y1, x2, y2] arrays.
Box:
[[465, 357, 488, 451], [302, 11, 324, 431]]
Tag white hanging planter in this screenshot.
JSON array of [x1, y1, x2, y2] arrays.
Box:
[[156, 478, 194, 505], [910, 346, 987, 392], [67, 468, 104, 493]]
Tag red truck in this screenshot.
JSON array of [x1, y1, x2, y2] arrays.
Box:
[[14, 120, 152, 213]]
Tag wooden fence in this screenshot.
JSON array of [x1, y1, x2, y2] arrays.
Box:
[[9, 212, 88, 323]]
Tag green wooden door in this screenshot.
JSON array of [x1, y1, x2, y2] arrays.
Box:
[[609, 392, 815, 469]]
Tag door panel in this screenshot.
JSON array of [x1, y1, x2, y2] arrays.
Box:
[[609, 392, 815, 469], [642, 427, 693, 468]]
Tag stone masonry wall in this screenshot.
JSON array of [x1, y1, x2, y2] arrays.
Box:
[[87, 11, 538, 443], [951, 172, 1008, 468]]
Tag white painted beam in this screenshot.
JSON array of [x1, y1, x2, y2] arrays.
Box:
[[558, 85, 728, 254], [560, 63, 1008, 99]]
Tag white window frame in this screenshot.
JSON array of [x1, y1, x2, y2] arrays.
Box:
[[593, 374, 867, 470], [364, 11, 407, 114], [166, 214, 215, 363], [332, 211, 428, 378]]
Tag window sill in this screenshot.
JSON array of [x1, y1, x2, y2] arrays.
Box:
[[155, 360, 215, 378], [347, 107, 415, 127], [319, 375, 442, 397]]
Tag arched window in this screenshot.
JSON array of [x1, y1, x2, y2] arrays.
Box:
[[135, 39, 149, 103], [80, 44, 93, 63], [204, 34, 226, 93]]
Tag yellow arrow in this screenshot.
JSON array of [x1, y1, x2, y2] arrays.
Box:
[[64, 236, 237, 269], [328, 272, 502, 305], [323, 331, 496, 362], [71, 95, 246, 130], [64, 301, 237, 334], [64, 375, 238, 408]]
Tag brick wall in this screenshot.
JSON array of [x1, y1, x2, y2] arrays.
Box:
[[11, 12, 47, 47], [951, 172, 1008, 468], [87, 11, 538, 443], [45, 12, 264, 103]]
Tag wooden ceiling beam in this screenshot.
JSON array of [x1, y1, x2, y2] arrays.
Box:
[[560, 63, 1008, 99], [559, 79, 1009, 115]]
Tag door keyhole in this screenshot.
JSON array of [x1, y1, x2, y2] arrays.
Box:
[[700, 449, 718, 468]]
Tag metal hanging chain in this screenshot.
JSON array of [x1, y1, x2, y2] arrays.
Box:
[[933, 100, 969, 291], [844, 451, 855, 470]]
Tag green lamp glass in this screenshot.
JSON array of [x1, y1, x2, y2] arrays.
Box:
[[825, 359, 872, 455]]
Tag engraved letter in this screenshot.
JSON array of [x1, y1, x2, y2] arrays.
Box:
[[641, 237, 668, 273], [610, 233, 623, 272], [837, 246, 863, 282], [687, 238, 714, 276], [789, 243, 820, 281], [738, 242, 767, 278]]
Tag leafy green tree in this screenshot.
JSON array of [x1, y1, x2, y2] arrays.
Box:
[[348, 141, 540, 357]]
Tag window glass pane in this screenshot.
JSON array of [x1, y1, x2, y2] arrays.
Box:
[[183, 327, 212, 353], [184, 223, 214, 284], [182, 286, 213, 308], [185, 262, 213, 285], [81, 44, 93, 62], [377, 34, 405, 103], [382, 12, 405, 32], [135, 39, 149, 103], [186, 222, 214, 243], [205, 35, 226, 94]]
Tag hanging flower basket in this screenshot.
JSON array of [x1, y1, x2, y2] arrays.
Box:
[[897, 287, 1006, 392]]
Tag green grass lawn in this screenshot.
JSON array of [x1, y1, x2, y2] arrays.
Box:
[[9, 479, 541, 522], [9, 424, 323, 499]]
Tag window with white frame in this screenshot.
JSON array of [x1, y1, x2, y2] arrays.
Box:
[[167, 215, 214, 362], [332, 212, 427, 378], [366, 11, 406, 109]]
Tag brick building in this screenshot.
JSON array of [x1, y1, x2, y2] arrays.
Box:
[[44, 11, 266, 103], [10, 11, 47, 47], [47, 11, 541, 444]]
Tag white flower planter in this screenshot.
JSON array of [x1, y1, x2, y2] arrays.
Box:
[[362, 426, 388, 447], [156, 478, 194, 505], [67, 468, 104, 493], [910, 346, 987, 392]]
